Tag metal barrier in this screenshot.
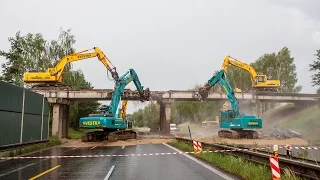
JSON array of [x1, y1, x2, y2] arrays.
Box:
[[175, 137, 320, 180]]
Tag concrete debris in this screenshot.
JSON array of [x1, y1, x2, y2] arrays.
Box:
[[269, 128, 302, 139]]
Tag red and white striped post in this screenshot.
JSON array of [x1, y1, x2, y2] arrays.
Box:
[[193, 140, 198, 153], [192, 140, 202, 153], [270, 144, 281, 180], [197, 141, 202, 152]]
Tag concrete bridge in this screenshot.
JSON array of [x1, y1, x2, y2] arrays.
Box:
[[30, 88, 320, 138], [31, 89, 320, 102]]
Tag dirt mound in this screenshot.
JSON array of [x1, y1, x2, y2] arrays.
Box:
[[61, 137, 173, 147]]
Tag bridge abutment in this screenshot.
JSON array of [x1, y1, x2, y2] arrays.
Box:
[[47, 98, 70, 138]]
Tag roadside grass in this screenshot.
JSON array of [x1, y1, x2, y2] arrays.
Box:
[[3, 136, 62, 157], [167, 140, 304, 180], [260, 104, 320, 144], [68, 128, 92, 139], [279, 106, 320, 144]]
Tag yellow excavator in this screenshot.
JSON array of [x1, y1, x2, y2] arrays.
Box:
[[119, 100, 128, 119], [23, 47, 120, 89], [221, 56, 280, 92], [119, 99, 134, 129]]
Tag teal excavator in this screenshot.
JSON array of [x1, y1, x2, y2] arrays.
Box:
[[198, 70, 262, 139], [79, 69, 150, 142]]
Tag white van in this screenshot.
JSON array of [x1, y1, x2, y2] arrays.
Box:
[[170, 124, 179, 132]]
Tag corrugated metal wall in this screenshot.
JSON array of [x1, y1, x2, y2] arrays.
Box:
[[0, 81, 50, 146]]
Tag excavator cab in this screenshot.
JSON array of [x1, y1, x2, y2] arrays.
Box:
[[255, 75, 267, 85], [127, 118, 133, 129]]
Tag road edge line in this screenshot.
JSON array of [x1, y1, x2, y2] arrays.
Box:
[[104, 165, 116, 180], [163, 143, 235, 180], [0, 162, 36, 178]]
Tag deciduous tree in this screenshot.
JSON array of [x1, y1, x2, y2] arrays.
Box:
[[310, 49, 320, 92], [0, 29, 99, 131], [254, 47, 302, 93]]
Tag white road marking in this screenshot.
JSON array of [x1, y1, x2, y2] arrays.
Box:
[[104, 165, 116, 180], [163, 143, 235, 180], [0, 163, 36, 177], [0, 147, 79, 177], [122, 145, 125, 149]]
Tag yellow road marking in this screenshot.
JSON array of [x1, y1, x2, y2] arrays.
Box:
[[29, 165, 61, 180], [91, 146, 96, 150]]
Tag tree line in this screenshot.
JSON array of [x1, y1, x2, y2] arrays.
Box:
[[1, 28, 320, 131], [0, 28, 100, 130], [130, 47, 320, 130]]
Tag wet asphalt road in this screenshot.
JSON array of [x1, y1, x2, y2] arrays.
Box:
[[0, 143, 238, 180]]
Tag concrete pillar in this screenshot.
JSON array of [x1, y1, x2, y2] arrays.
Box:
[[52, 104, 63, 137], [47, 98, 70, 138], [239, 100, 255, 115], [159, 102, 165, 133], [253, 102, 258, 116], [62, 104, 69, 138], [164, 103, 171, 135], [159, 100, 172, 135]]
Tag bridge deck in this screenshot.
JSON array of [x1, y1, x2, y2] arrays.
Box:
[[29, 89, 320, 102]]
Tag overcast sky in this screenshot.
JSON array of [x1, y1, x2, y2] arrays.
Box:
[[0, 0, 319, 113]]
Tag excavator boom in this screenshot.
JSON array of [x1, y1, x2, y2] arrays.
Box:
[[221, 56, 280, 92], [23, 47, 119, 88]]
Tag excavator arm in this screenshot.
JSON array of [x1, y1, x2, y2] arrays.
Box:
[[107, 68, 150, 117], [221, 56, 280, 91], [23, 47, 119, 85], [199, 70, 239, 113], [221, 56, 258, 84]]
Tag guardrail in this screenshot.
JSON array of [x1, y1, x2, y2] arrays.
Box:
[[175, 137, 320, 180], [0, 140, 49, 152]]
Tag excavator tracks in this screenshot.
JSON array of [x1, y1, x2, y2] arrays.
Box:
[[253, 88, 278, 92], [218, 130, 239, 139], [30, 83, 72, 90], [81, 131, 107, 142], [218, 129, 259, 139], [107, 130, 137, 142], [81, 130, 137, 142]]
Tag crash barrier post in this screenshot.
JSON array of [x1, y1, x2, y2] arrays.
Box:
[[270, 144, 281, 180], [285, 144, 292, 159], [188, 125, 192, 139]]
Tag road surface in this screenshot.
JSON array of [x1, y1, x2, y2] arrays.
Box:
[[0, 143, 239, 180]]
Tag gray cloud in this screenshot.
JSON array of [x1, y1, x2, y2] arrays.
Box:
[[267, 0, 320, 20], [0, 0, 319, 113]]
